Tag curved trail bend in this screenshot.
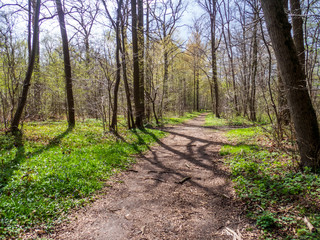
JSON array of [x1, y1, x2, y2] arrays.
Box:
[[43, 114, 257, 240]]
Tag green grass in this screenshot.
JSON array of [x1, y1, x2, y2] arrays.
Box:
[[0, 120, 168, 239], [162, 111, 202, 125], [204, 114, 228, 126], [221, 127, 320, 239], [226, 126, 263, 143], [205, 113, 258, 127]]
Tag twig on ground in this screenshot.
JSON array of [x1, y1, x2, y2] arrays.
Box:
[[224, 227, 242, 240], [176, 176, 191, 184]]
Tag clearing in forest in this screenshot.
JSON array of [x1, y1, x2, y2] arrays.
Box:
[[36, 113, 258, 239]]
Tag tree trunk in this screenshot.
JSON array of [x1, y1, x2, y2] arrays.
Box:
[[132, 0, 144, 128], [110, 0, 123, 132], [261, 0, 320, 170], [210, 2, 220, 118], [10, 0, 41, 132], [290, 0, 305, 72], [162, 37, 169, 115], [56, 0, 75, 128], [138, 0, 145, 124], [121, 16, 135, 129], [145, 0, 151, 122], [249, 8, 258, 122]]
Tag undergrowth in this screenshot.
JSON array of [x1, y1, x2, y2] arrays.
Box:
[[205, 113, 257, 127], [205, 113, 269, 127], [0, 115, 189, 239], [161, 111, 202, 125], [221, 127, 320, 239]]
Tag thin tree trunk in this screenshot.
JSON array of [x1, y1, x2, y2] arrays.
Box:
[[145, 0, 151, 122], [110, 0, 123, 132], [137, 0, 145, 127], [10, 0, 41, 132], [249, 8, 258, 122], [261, 0, 320, 170], [56, 0, 75, 127], [121, 6, 135, 129], [210, 1, 220, 117]]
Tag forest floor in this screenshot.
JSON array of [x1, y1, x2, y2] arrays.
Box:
[[33, 113, 260, 239]]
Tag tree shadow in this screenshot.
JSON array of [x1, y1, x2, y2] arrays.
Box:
[[0, 133, 25, 190], [129, 127, 232, 195], [0, 126, 73, 191]]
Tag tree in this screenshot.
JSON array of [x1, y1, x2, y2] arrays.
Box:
[[150, 0, 186, 117], [261, 0, 320, 170], [10, 0, 41, 132], [120, 0, 135, 129], [102, 0, 123, 132], [131, 0, 144, 128], [197, 0, 220, 117], [55, 0, 75, 128], [186, 19, 205, 112]]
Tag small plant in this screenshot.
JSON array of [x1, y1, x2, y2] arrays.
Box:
[[221, 123, 320, 239], [256, 212, 278, 230]]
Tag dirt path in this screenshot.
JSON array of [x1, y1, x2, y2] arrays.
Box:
[[42, 114, 258, 239]]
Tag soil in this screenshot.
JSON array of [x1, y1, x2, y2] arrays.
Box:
[[33, 113, 260, 239]]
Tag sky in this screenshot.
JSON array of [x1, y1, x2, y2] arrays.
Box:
[[0, 0, 207, 46]]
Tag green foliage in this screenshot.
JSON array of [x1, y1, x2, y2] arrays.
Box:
[[226, 116, 254, 126], [0, 120, 166, 239], [256, 212, 278, 230], [221, 126, 320, 239], [205, 113, 263, 127], [162, 111, 202, 125], [204, 114, 227, 126], [226, 127, 262, 143], [220, 144, 259, 156]]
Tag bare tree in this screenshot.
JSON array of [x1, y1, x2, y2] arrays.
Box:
[[150, 0, 186, 116], [197, 0, 220, 117]]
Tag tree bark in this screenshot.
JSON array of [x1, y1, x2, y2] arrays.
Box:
[[145, 0, 151, 122], [137, 0, 145, 126], [210, 0, 220, 118], [110, 0, 123, 132], [290, 0, 305, 72], [56, 0, 75, 128], [261, 0, 320, 170], [121, 11, 135, 129], [10, 0, 41, 132], [249, 6, 258, 122], [132, 0, 144, 128]]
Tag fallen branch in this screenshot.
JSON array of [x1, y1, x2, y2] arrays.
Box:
[[303, 216, 317, 233], [224, 227, 242, 240], [176, 176, 191, 184]]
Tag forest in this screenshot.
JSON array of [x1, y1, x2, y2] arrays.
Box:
[[0, 0, 320, 239]]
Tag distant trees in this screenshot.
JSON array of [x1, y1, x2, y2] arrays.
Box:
[[1, 0, 320, 169], [197, 0, 220, 118], [149, 0, 186, 117]]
